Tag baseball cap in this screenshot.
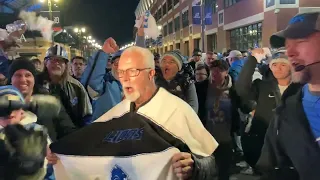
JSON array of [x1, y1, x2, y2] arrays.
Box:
[[227, 50, 242, 58], [270, 11, 320, 48], [111, 50, 124, 62]]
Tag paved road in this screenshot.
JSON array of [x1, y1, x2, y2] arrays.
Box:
[[213, 173, 260, 180], [230, 174, 260, 180]]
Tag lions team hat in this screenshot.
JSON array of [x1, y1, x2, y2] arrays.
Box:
[[270, 11, 320, 48]]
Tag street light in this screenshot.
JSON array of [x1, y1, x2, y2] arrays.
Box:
[[157, 25, 162, 30], [81, 27, 86, 33], [74, 28, 79, 33], [39, 0, 60, 20], [88, 36, 92, 40]]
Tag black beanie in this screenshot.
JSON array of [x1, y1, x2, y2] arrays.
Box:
[[8, 58, 37, 81]]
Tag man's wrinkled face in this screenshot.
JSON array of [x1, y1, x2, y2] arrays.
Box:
[[206, 54, 217, 65], [118, 51, 153, 102], [160, 56, 179, 80], [72, 58, 86, 77], [286, 32, 320, 83], [11, 69, 35, 97], [195, 68, 208, 82], [46, 57, 67, 76], [270, 62, 291, 80]]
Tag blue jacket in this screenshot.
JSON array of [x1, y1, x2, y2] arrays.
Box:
[[81, 52, 122, 121], [0, 49, 10, 78], [81, 36, 145, 122], [229, 58, 245, 82]]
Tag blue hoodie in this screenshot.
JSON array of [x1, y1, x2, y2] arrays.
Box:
[[81, 36, 145, 122], [229, 58, 246, 82]]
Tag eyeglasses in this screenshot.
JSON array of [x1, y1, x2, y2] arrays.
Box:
[[117, 68, 150, 78], [48, 57, 66, 64]]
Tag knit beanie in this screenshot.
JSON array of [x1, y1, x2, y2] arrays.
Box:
[[8, 58, 36, 81], [160, 51, 183, 71], [0, 85, 25, 103], [269, 49, 290, 68]]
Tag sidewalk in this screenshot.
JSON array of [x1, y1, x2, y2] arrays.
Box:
[[230, 174, 260, 180]]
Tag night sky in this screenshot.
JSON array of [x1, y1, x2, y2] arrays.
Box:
[[61, 0, 140, 46]]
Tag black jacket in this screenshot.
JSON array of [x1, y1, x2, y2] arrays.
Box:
[[35, 73, 92, 128], [257, 83, 320, 180], [195, 79, 209, 124], [36, 103, 77, 141], [236, 56, 281, 135]]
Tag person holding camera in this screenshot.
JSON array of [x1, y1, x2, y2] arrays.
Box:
[[0, 85, 48, 180]]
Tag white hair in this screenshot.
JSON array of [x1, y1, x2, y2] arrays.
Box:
[[123, 46, 155, 69]]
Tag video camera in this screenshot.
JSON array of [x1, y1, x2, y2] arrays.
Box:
[[0, 94, 61, 118], [0, 94, 60, 179]]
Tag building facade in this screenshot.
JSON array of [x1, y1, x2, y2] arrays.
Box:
[[135, 0, 320, 56]]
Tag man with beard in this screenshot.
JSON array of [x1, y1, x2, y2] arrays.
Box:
[[81, 25, 146, 121], [256, 11, 320, 180], [49, 45, 218, 180], [37, 45, 92, 128]]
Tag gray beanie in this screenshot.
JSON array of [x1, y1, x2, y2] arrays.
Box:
[[160, 51, 183, 71]]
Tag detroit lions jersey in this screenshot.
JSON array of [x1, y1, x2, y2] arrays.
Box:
[[51, 87, 218, 180]]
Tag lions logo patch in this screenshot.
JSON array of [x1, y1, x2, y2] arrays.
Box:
[[111, 165, 129, 180], [71, 97, 78, 106]]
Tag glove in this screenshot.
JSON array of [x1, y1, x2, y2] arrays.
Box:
[[29, 95, 61, 120], [4, 124, 47, 178], [251, 47, 272, 63]]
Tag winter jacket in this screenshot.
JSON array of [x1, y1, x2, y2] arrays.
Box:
[[235, 56, 282, 135], [51, 87, 217, 180], [81, 51, 123, 122], [156, 74, 198, 113], [36, 74, 92, 128], [196, 76, 232, 125], [256, 83, 320, 180], [81, 36, 145, 121]]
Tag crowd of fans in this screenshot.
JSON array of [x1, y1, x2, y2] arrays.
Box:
[[0, 10, 320, 180]]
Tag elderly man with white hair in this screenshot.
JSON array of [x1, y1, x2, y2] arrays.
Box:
[[50, 38, 218, 180]]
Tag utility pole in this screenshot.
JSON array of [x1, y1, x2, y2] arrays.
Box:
[[47, 0, 54, 45], [201, 0, 205, 52], [48, 0, 52, 20]]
